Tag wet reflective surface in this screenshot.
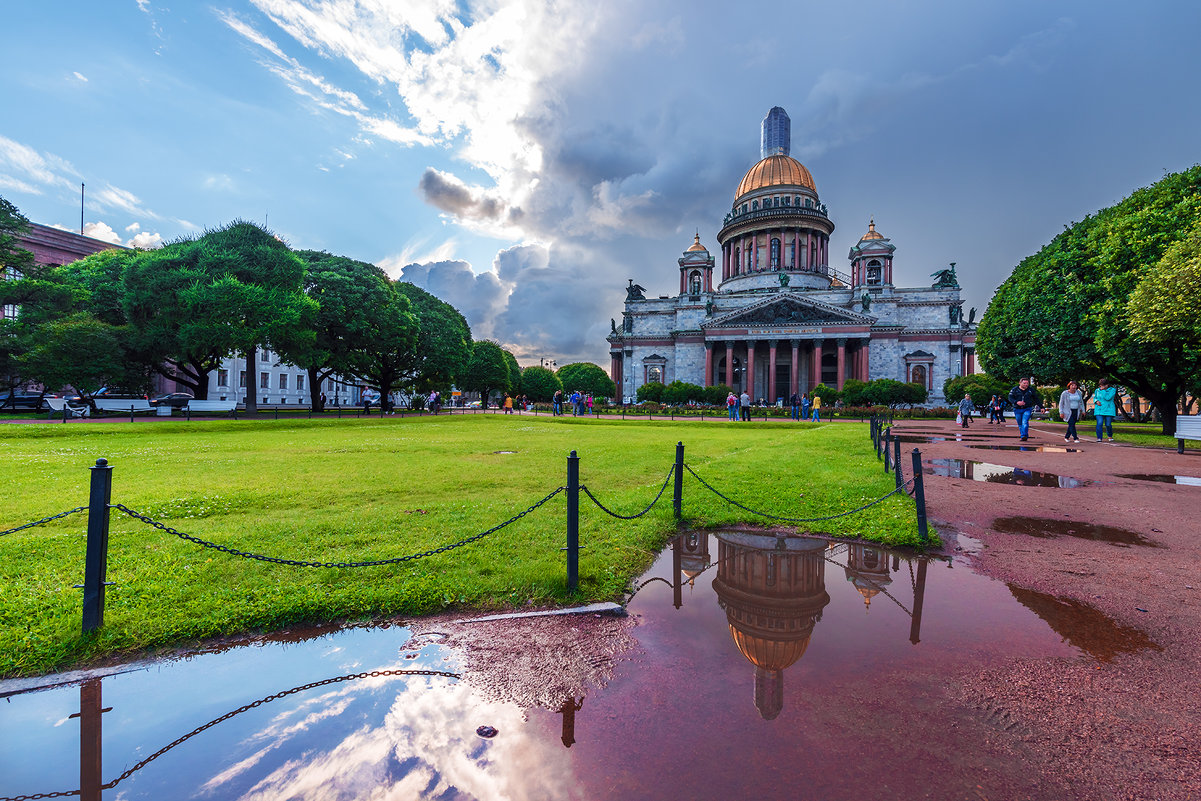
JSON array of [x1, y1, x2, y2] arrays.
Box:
[[0, 533, 1130, 801], [924, 458, 1096, 487], [992, 516, 1158, 547], [1115, 473, 1201, 486], [1006, 585, 1161, 662]]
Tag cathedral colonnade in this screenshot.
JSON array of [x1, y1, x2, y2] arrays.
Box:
[[721, 229, 831, 280], [700, 337, 870, 403]]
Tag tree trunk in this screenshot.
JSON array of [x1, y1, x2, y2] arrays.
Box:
[[308, 365, 323, 411], [244, 345, 258, 415]]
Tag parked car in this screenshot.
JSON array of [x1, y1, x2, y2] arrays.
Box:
[[148, 392, 195, 408], [0, 391, 46, 410]]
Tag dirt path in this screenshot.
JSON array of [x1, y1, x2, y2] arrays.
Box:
[[894, 417, 1201, 801]]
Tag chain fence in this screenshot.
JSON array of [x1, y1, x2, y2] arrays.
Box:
[[0, 668, 460, 801], [108, 488, 564, 568], [0, 507, 87, 538], [684, 463, 914, 524], [580, 465, 675, 520]]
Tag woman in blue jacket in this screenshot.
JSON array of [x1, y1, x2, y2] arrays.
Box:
[[1092, 378, 1118, 442]]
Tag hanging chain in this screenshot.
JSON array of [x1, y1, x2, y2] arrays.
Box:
[[581, 465, 674, 520], [108, 487, 563, 568], [0, 507, 87, 538]]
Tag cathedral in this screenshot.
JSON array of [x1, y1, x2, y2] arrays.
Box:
[[607, 107, 976, 406]]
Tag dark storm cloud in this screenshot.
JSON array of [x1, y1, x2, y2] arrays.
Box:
[[418, 168, 508, 221]]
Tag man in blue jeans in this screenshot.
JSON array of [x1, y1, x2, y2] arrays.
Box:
[[1008, 377, 1041, 441]]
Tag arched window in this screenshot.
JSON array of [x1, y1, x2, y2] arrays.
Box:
[[689, 271, 702, 295], [648, 366, 663, 384], [770, 238, 781, 269], [752, 200, 759, 210], [867, 259, 882, 285], [911, 364, 927, 388], [734, 246, 741, 275]]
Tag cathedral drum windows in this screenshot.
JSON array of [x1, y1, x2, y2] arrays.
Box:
[[770, 238, 781, 270], [867, 260, 881, 285]]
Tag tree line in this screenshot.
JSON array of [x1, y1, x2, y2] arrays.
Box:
[[0, 206, 613, 409], [975, 165, 1201, 434]]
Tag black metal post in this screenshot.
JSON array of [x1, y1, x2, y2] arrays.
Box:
[[129, 405, 134, 423], [82, 458, 113, 633], [883, 428, 891, 473], [673, 441, 684, 521], [911, 448, 929, 544], [909, 557, 928, 644], [274, 406, 279, 421], [63, 403, 69, 423], [893, 435, 903, 489], [566, 450, 579, 593], [672, 537, 682, 609]]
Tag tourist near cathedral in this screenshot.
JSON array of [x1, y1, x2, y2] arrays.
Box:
[[608, 107, 976, 406]]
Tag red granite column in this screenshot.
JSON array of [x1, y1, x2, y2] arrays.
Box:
[[767, 340, 778, 404], [746, 341, 757, 399], [811, 339, 823, 387], [704, 343, 714, 387], [790, 340, 800, 397], [860, 340, 871, 380], [836, 338, 847, 390], [725, 342, 734, 387]]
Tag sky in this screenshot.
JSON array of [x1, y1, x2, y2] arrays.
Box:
[[2, 0, 1199, 366]]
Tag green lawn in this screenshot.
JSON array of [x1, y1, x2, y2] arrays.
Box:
[[0, 416, 924, 676]]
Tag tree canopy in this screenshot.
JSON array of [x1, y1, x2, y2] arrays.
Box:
[[520, 365, 561, 402], [460, 341, 512, 403], [394, 282, 473, 394], [976, 165, 1201, 433], [1127, 217, 1201, 349], [556, 362, 616, 399]]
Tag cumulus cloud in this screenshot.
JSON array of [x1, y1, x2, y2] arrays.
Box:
[[399, 258, 508, 340], [82, 221, 122, 245], [61, 220, 164, 248]]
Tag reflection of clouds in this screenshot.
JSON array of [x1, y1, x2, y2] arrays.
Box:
[[201, 675, 576, 800]]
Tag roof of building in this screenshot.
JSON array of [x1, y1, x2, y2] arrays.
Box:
[[860, 218, 884, 241], [734, 154, 816, 201], [686, 232, 707, 252]]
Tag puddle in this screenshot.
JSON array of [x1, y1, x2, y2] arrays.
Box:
[[492, 450, 518, 454], [0, 533, 1124, 800], [924, 458, 1095, 487], [1006, 585, 1161, 662], [992, 516, 1158, 547], [1115, 473, 1201, 486], [967, 445, 1081, 453]]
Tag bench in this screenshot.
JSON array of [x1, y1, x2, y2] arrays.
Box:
[[94, 398, 152, 412], [1176, 415, 1201, 454], [44, 397, 89, 418], [183, 399, 238, 419]]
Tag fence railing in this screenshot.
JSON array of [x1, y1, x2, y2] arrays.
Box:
[[4, 433, 929, 635]]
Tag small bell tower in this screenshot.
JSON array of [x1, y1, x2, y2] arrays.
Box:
[[679, 232, 715, 297], [848, 218, 896, 288]]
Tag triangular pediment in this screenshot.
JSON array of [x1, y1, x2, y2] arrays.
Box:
[[705, 293, 874, 328]]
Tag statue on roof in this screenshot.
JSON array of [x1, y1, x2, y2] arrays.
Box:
[[968, 307, 976, 325], [861, 292, 871, 312], [779, 272, 790, 287], [931, 262, 959, 288], [625, 279, 646, 301]]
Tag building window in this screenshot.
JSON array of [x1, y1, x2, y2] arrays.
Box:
[[260, 372, 269, 389], [911, 364, 928, 389], [279, 374, 288, 390], [260, 351, 269, 362], [296, 374, 304, 391], [239, 370, 246, 388], [770, 238, 780, 269], [751, 200, 758, 210], [217, 369, 228, 386], [689, 271, 701, 295], [648, 366, 663, 384], [795, 196, 802, 205], [867, 260, 882, 284]]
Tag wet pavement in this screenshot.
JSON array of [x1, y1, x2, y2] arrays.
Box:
[[991, 516, 1159, 547], [924, 458, 1096, 487], [967, 444, 1082, 453], [1, 532, 1121, 801]]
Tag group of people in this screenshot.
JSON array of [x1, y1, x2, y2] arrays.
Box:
[[956, 378, 1120, 443], [721, 391, 824, 422], [551, 390, 593, 416]]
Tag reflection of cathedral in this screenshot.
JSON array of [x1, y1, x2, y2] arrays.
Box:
[[608, 106, 976, 406], [710, 533, 830, 720], [844, 544, 893, 610]]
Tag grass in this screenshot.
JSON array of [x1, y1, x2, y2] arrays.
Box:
[[0, 415, 926, 676]]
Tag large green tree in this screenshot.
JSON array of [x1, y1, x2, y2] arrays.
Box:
[[977, 166, 1201, 433], [394, 283, 473, 395], [290, 251, 398, 410], [341, 281, 419, 401], [556, 362, 616, 399], [1127, 217, 1201, 351], [120, 222, 316, 400], [520, 365, 561, 402], [460, 340, 511, 405]]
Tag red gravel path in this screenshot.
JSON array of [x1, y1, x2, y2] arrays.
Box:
[[899, 418, 1201, 801]]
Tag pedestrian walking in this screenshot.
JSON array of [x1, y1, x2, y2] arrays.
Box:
[[957, 393, 974, 428], [1008, 377, 1040, 441], [586, 394, 593, 415], [739, 391, 751, 422], [503, 394, 514, 414], [801, 393, 811, 421], [552, 389, 563, 416], [1092, 378, 1118, 442], [988, 394, 1004, 424], [789, 391, 801, 421], [726, 392, 738, 421], [811, 393, 822, 422], [1058, 381, 1085, 442]]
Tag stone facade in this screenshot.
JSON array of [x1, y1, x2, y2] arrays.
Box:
[[607, 108, 976, 406]]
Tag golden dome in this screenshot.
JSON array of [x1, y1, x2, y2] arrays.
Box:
[[686, 232, 707, 252], [735, 154, 816, 200], [860, 218, 884, 241], [729, 625, 812, 671]]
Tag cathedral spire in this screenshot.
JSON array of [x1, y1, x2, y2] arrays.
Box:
[[761, 106, 791, 159]]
